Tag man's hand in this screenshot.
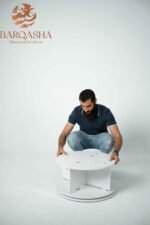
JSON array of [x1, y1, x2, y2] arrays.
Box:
[[56, 148, 68, 157], [110, 151, 120, 164]]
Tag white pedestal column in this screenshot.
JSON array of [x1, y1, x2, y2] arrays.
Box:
[[56, 150, 115, 202]]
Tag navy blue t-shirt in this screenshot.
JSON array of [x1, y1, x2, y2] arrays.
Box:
[[68, 104, 116, 135]]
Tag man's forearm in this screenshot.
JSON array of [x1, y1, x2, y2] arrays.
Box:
[[58, 134, 67, 149], [113, 135, 123, 153]]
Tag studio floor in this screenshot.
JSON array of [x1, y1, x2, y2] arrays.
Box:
[[0, 149, 150, 225]]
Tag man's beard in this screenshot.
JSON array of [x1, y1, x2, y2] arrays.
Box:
[[83, 104, 98, 120]]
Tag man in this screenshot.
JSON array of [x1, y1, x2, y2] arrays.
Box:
[[57, 89, 123, 164]]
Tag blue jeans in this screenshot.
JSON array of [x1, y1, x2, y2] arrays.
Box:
[[67, 131, 114, 154]]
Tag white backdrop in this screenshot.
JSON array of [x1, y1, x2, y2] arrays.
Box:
[[0, 0, 150, 154]]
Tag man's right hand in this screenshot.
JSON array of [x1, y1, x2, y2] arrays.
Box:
[[56, 148, 68, 157]]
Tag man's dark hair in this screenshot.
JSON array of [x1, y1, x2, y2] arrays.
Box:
[[79, 89, 96, 102]]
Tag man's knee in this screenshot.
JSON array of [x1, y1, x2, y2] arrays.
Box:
[[67, 131, 83, 151], [101, 133, 114, 154]]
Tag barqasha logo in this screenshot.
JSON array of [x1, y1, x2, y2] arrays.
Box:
[[12, 3, 37, 28]]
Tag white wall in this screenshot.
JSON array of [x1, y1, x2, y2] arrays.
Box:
[[0, 0, 150, 153]]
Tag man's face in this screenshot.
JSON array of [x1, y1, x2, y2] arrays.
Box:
[[80, 99, 95, 115]]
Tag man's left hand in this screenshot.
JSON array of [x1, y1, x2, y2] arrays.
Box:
[[110, 151, 120, 164]]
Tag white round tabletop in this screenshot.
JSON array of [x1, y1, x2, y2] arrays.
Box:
[[56, 149, 115, 171]]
